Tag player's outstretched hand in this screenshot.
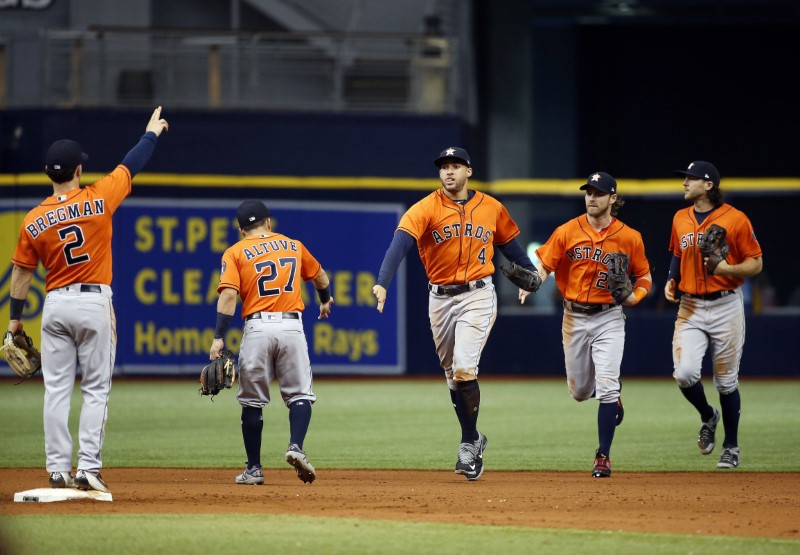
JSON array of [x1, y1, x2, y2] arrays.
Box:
[[318, 297, 334, 320], [146, 106, 169, 136], [372, 285, 387, 313], [518, 289, 530, 305]]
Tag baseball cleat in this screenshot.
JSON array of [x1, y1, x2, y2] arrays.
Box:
[[235, 464, 264, 485], [75, 469, 110, 493], [49, 471, 76, 489], [717, 447, 740, 469], [592, 450, 612, 478], [698, 407, 721, 455], [286, 444, 316, 484], [466, 432, 488, 481], [455, 432, 487, 481]]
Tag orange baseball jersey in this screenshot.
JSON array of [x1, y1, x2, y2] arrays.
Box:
[[217, 232, 323, 317], [669, 203, 761, 295], [536, 216, 650, 304], [11, 165, 132, 290], [398, 189, 521, 284]]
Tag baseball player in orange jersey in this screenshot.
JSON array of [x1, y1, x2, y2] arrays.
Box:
[[6, 107, 169, 492], [372, 147, 539, 481], [527, 172, 652, 477], [210, 200, 333, 485], [666, 161, 763, 470]]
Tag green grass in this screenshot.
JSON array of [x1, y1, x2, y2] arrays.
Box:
[[2, 377, 799, 555], [2, 514, 799, 555], [1, 377, 799, 471]]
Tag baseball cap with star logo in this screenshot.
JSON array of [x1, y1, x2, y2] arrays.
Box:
[[434, 146, 471, 168], [674, 161, 720, 187], [580, 171, 617, 194]]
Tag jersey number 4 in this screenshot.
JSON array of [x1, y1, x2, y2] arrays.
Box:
[[58, 224, 91, 266], [254, 257, 297, 297]]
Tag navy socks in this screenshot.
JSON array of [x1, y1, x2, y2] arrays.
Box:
[[719, 389, 741, 448], [680, 381, 716, 422], [288, 399, 313, 449], [597, 401, 618, 456], [241, 406, 263, 468], [451, 380, 480, 443]]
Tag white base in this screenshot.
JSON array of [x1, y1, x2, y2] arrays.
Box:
[[14, 487, 113, 503]]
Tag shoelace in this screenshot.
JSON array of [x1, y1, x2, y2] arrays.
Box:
[[719, 450, 736, 465], [458, 442, 477, 465], [699, 426, 713, 444]]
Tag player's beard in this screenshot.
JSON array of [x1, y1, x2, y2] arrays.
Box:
[[585, 197, 611, 218], [442, 176, 468, 199]]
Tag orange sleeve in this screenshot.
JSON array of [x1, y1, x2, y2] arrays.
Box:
[[11, 224, 40, 269], [536, 224, 566, 274], [493, 202, 521, 245], [299, 242, 323, 282], [90, 165, 132, 213], [732, 213, 762, 261], [397, 195, 431, 240], [217, 248, 240, 294], [629, 229, 650, 279]]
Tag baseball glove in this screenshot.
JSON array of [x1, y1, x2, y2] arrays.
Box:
[[606, 252, 633, 305], [697, 223, 729, 274], [1, 330, 42, 379], [500, 263, 541, 293], [199, 350, 237, 398]]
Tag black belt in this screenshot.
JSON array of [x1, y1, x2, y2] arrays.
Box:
[[59, 284, 101, 293], [563, 300, 614, 315], [245, 312, 300, 321], [684, 290, 735, 301], [428, 279, 487, 297]]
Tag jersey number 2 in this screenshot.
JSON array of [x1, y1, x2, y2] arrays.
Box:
[[58, 224, 90, 266], [255, 258, 297, 297]]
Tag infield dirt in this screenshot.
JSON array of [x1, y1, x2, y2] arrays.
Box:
[[2, 468, 798, 538]]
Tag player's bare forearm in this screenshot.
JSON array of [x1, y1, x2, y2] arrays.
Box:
[[534, 261, 551, 284], [216, 288, 238, 316], [312, 269, 330, 290], [8, 266, 34, 331], [9, 265, 34, 302], [713, 256, 762, 279]]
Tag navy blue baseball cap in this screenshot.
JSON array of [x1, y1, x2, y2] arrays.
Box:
[[580, 172, 617, 194], [45, 139, 88, 171], [236, 200, 271, 228], [434, 147, 471, 168], [675, 161, 720, 186]]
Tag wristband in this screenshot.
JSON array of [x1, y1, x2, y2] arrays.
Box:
[[316, 285, 331, 304], [214, 312, 232, 339], [633, 288, 647, 304], [9, 297, 25, 321]]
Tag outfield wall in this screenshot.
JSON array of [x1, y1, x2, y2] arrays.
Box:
[[1, 109, 797, 377]]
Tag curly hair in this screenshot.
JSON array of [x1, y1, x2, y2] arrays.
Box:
[[611, 196, 626, 217], [707, 185, 724, 208]]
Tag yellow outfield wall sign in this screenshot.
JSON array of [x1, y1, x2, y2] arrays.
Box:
[[0, 199, 406, 375]]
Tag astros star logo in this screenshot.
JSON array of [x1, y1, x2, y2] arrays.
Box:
[[591, 173, 601, 182], [445, 148, 456, 156]]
